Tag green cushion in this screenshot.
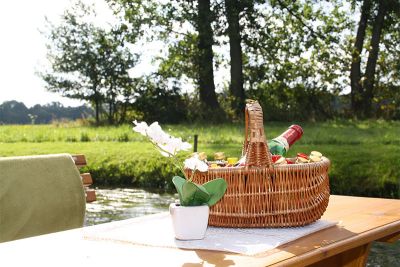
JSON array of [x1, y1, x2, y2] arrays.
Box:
[[0, 154, 85, 243]]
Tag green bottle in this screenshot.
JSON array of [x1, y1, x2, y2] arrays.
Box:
[[268, 125, 303, 156]]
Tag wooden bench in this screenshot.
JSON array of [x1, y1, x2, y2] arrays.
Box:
[[72, 154, 96, 203]]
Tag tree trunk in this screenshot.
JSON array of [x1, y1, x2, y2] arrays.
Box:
[[94, 100, 100, 125], [363, 0, 387, 117], [108, 100, 113, 125], [93, 87, 101, 125], [119, 98, 128, 124], [107, 84, 115, 125], [350, 0, 371, 118], [197, 0, 219, 109], [225, 0, 245, 117]]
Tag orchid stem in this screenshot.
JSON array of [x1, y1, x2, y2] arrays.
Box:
[[150, 140, 188, 180]]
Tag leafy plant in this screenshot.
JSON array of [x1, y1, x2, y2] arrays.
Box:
[[172, 176, 227, 206], [133, 121, 227, 206]]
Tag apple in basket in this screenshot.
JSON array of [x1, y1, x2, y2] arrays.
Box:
[[133, 121, 227, 240]]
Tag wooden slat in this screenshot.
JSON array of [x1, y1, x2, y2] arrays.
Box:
[[85, 188, 96, 203], [72, 154, 95, 203], [81, 173, 93, 186], [72, 154, 86, 168]]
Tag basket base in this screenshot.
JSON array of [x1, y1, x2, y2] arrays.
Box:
[[208, 193, 330, 228]]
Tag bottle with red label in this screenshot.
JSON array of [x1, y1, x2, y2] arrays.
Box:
[[268, 125, 303, 156], [235, 125, 303, 166]]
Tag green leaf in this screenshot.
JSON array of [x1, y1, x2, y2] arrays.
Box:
[[202, 178, 227, 206], [172, 176, 186, 205], [182, 181, 210, 206]]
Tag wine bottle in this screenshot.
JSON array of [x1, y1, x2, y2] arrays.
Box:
[[268, 125, 303, 156]]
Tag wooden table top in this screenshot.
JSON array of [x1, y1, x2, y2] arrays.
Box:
[[0, 195, 399, 266]]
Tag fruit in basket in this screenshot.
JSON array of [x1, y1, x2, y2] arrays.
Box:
[[286, 159, 295, 164], [191, 152, 208, 161], [310, 155, 322, 162], [227, 157, 238, 165], [198, 152, 207, 161], [214, 152, 225, 160], [271, 155, 281, 163], [274, 156, 287, 165], [296, 153, 310, 163], [294, 151, 324, 163], [310, 151, 322, 158], [310, 151, 323, 162]]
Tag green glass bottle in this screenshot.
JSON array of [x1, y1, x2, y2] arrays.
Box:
[[268, 125, 303, 156]]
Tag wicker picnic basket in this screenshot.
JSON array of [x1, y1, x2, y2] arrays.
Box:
[[188, 100, 330, 228]]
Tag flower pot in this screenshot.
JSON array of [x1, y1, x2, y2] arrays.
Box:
[[169, 203, 209, 240]]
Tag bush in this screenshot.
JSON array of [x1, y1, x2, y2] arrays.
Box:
[[80, 132, 91, 142], [84, 155, 179, 191]]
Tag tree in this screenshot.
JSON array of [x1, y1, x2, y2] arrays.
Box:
[[41, 1, 138, 125], [29, 102, 93, 123], [239, 0, 352, 120], [109, 0, 400, 121], [0, 101, 92, 124], [0, 101, 30, 124], [97, 26, 138, 124], [350, 0, 372, 117], [109, 0, 221, 114], [363, 0, 388, 117], [133, 75, 187, 123], [224, 0, 246, 117], [41, 2, 102, 124], [196, 0, 220, 110], [350, 0, 400, 118], [373, 13, 400, 119]]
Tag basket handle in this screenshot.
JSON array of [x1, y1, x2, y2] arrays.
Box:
[[242, 100, 273, 167]]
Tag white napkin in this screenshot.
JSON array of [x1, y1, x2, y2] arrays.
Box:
[[84, 212, 336, 255]]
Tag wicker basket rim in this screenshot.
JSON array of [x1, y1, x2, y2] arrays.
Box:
[[185, 156, 330, 172]]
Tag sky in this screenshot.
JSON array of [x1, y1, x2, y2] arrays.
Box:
[[0, 0, 119, 107]]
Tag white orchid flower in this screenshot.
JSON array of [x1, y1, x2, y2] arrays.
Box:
[[180, 140, 192, 151], [147, 122, 170, 144], [184, 155, 208, 172], [133, 120, 192, 158], [158, 141, 177, 157], [132, 120, 148, 136], [169, 137, 191, 152], [159, 137, 192, 157], [133, 120, 195, 180]]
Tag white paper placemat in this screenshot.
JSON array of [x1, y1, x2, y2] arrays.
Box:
[[84, 212, 336, 255]]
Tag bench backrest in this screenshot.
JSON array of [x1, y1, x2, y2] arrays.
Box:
[[72, 154, 96, 203]]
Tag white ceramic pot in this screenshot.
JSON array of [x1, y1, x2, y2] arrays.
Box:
[[169, 203, 209, 240]]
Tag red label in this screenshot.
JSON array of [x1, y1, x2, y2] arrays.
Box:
[[281, 125, 303, 147]]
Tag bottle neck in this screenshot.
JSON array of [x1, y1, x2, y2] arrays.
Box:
[[272, 136, 289, 152], [278, 125, 303, 148]]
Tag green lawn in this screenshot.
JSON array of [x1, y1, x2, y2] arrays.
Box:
[[0, 120, 399, 197]]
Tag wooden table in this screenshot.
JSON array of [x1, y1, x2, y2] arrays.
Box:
[[0, 195, 399, 266]]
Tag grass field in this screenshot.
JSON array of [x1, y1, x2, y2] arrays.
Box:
[[0, 120, 399, 198]]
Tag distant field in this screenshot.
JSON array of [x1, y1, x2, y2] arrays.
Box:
[[0, 120, 399, 198]]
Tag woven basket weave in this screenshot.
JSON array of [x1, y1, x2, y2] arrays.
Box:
[[187, 101, 330, 228]]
